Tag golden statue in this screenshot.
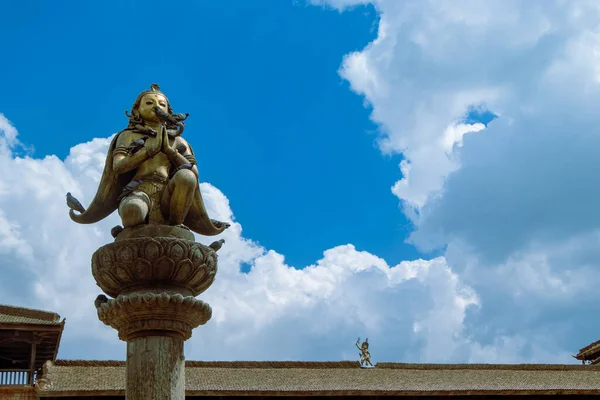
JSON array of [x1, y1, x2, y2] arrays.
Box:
[[67, 84, 229, 238], [356, 337, 373, 367]]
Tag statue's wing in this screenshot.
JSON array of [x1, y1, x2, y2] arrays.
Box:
[[183, 143, 228, 236], [69, 132, 134, 224]]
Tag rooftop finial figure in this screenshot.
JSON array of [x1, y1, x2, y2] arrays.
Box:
[[66, 84, 229, 238], [356, 337, 373, 367]]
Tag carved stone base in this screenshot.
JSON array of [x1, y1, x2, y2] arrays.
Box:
[[96, 292, 212, 341]]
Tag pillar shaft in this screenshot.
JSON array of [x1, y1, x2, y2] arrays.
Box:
[[126, 336, 185, 400]]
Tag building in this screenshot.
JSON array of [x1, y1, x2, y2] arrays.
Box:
[[572, 339, 600, 365], [2, 304, 600, 399]]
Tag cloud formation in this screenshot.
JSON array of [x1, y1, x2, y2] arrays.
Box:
[[316, 0, 600, 359], [0, 115, 499, 363]]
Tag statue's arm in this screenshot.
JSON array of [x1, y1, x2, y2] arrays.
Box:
[[170, 137, 199, 179], [112, 133, 150, 174]]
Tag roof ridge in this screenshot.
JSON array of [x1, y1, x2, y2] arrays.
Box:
[[54, 360, 363, 368], [52, 360, 600, 370], [186, 361, 362, 368], [376, 362, 599, 370], [0, 304, 61, 322]]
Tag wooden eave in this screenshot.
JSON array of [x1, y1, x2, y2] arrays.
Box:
[[0, 320, 65, 371], [573, 340, 600, 363]]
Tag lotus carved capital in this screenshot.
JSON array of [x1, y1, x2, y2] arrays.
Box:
[[92, 236, 217, 298]]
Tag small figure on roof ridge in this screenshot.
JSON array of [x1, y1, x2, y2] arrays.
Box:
[[356, 337, 373, 368]]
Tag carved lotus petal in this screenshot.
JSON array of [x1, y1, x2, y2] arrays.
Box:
[[133, 258, 152, 280], [186, 267, 209, 288], [100, 272, 120, 289], [144, 240, 162, 263], [171, 294, 185, 304], [115, 266, 133, 282], [141, 293, 154, 305], [117, 246, 135, 263], [157, 293, 170, 307], [98, 251, 114, 270], [132, 295, 144, 306], [174, 260, 194, 282], [154, 256, 175, 281], [200, 271, 216, 293], [190, 245, 205, 264], [182, 297, 195, 306], [169, 242, 186, 262]]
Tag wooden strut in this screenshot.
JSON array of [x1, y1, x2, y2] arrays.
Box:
[[28, 341, 37, 385]]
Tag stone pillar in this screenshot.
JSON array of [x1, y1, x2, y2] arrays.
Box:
[[126, 336, 184, 400], [91, 226, 218, 400]]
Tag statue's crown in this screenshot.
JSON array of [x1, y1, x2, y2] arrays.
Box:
[[136, 83, 169, 103]]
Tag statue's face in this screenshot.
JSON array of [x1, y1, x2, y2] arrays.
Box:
[[137, 93, 169, 122]]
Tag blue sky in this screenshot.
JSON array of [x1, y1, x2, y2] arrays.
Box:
[[0, 1, 419, 269], [2, 0, 600, 364]]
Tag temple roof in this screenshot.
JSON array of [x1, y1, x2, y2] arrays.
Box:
[[573, 339, 600, 364], [0, 305, 62, 326], [0, 305, 65, 371], [36, 360, 600, 397]]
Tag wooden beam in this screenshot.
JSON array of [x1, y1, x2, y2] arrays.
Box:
[[28, 342, 37, 385], [0, 355, 27, 363], [0, 346, 54, 355], [0, 330, 44, 344], [0, 324, 62, 332]]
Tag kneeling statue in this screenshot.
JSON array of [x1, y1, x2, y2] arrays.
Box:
[[66, 84, 229, 239]]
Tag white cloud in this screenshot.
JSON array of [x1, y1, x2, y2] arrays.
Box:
[[316, 0, 600, 360], [326, 0, 600, 214], [0, 114, 507, 363]]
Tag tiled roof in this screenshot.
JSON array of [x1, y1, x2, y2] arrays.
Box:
[[0, 304, 62, 326], [36, 360, 600, 396]]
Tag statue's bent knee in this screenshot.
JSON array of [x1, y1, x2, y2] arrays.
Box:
[[118, 193, 150, 227], [173, 169, 197, 188]]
